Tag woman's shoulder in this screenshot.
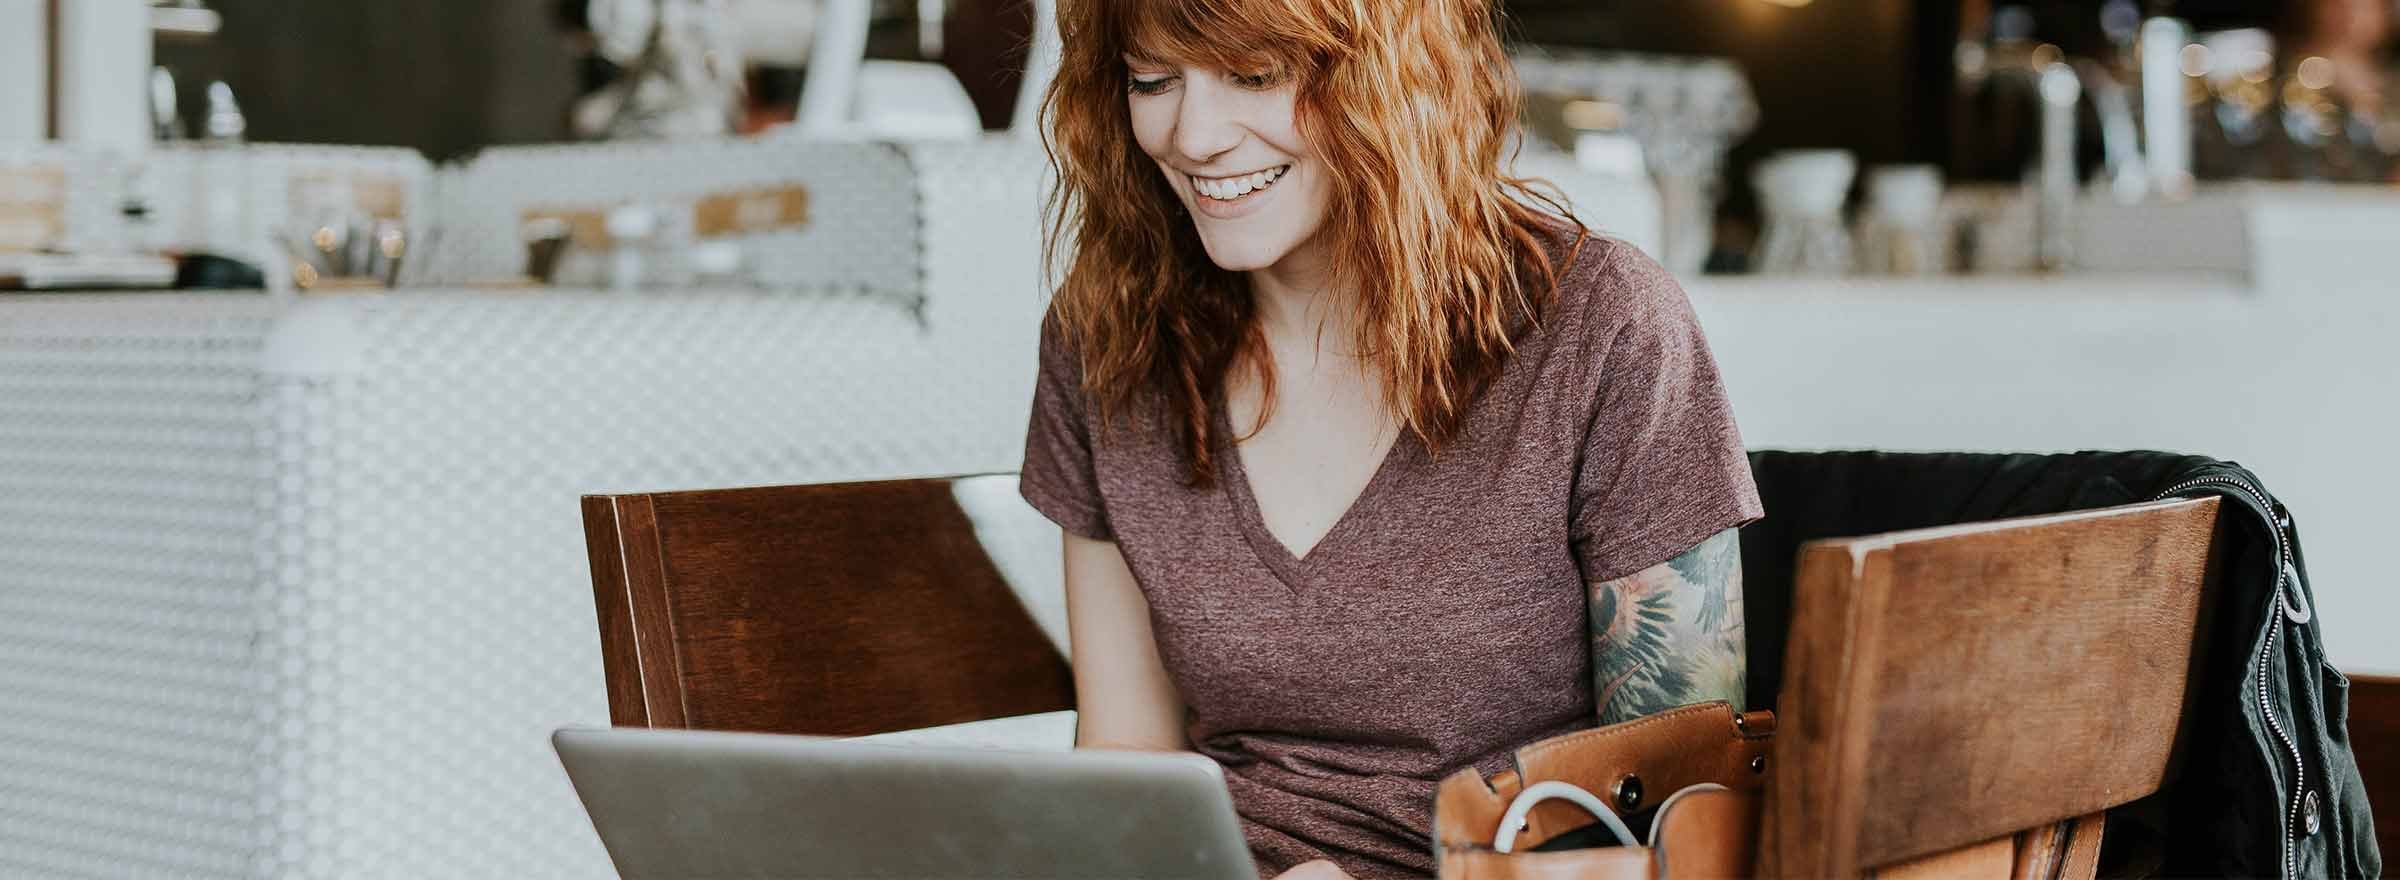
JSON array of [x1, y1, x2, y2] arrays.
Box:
[[1535, 225, 1694, 340]]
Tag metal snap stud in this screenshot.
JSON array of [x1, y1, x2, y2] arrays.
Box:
[[2302, 790, 2321, 837], [1614, 775, 1643, 811]]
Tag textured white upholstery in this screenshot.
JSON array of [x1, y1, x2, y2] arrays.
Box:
[[0, 296, 283, 879]]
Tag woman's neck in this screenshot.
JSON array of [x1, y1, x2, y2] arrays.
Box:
[[1244, 237, 1359, 363]]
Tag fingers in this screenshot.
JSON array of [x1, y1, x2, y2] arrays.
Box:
[[1274, 859, 1353, 880]]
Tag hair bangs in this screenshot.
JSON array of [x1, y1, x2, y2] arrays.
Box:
[[1109, 0, 1327, 77]]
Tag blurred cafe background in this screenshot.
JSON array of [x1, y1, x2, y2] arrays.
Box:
[[0, 0, 2396, 877]]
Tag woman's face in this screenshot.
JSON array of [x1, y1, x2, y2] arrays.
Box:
[[1123, 55, 1332, 275]]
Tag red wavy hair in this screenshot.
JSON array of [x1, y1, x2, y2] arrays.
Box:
[[1038, 0, 1586, 488]]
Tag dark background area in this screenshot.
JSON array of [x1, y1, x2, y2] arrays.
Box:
[[151, 0, 2295, 168], [1511, 0, 2295, 220], [1517, 0, 1941, 224], [154, 0, 582, 160]]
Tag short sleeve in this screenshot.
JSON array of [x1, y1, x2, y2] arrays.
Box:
[[1567, 244, 1764, 583], [1019, 308, 1116, 541]]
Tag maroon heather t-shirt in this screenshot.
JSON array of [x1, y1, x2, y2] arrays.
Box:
[[1016, 231, 1764, 879]]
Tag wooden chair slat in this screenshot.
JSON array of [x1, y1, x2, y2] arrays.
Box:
[[581, 474, 1074, 737], [1764, 496, 2224, 876]]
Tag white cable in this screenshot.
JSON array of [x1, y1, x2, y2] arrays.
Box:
[[1646, 782, 1732, 843], [1492, 780, 1638, 854]]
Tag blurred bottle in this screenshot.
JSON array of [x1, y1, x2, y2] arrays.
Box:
[[2139, 17, 2194, 197], [149, 67, 183, 141], [2181, 0, 2395, 184], [191, 81, 250, 260], [202, 80, 246, 143]]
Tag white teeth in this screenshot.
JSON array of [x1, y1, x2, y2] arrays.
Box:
[[1190, 165, 1289, 201]]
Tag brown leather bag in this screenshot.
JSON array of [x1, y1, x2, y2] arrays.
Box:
[[1431, 701, 1774, 880], [1430, 701, 2104, 880]]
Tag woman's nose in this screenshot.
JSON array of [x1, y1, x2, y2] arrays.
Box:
[[1170, 78, 1244, 164]]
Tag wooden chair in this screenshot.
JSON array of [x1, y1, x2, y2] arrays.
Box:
[[1762, 496, 2226, 878], [579, 474, 1073, 736], [577, 474, 2318, 872], [2354, 673, 2400, 864]]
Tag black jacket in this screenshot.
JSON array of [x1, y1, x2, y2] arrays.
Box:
[[1737, 450, 2380, 878]]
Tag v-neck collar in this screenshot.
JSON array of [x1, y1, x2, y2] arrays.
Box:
[[1211, 385, 1414, 592]]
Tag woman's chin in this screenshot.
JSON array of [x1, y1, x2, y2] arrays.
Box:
[[1195, 236, 1292, 274]]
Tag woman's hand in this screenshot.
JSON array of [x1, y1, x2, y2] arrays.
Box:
[[1271, 859, 1358, 880]]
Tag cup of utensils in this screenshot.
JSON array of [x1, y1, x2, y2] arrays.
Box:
[[281, 214, 406, 290]]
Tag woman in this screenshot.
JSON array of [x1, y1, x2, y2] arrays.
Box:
[[1016, 0, 1764, 877]]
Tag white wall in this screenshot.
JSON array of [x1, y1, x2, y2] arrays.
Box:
[[0, 0, 43, 145]]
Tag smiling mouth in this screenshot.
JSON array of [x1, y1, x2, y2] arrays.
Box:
[[1188, 165, 1292, 202]]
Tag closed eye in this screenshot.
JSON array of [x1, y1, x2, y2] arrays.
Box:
[[1127, 74, 1178, 95]]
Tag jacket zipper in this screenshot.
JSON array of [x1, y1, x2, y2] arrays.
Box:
[[2153, 474, 2303, 880]]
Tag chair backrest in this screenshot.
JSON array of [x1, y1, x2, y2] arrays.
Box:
[[1762, 495, 2226, 877], [580, 474, 1073, 736], [2353, 673, 2400, 864]]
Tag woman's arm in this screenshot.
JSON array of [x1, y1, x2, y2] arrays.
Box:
[[1061, 531, 1190, 751], [1587, 527, 1746, 725]]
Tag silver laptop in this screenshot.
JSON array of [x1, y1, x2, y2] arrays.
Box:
[[553, 725, 1259, 880]]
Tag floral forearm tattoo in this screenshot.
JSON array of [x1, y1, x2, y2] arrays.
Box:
[[1588, 527, 1746, 725]]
